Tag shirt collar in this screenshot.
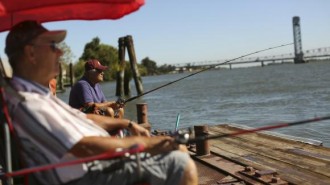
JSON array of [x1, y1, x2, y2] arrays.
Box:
[[11, 76, 50, 95], [81, 76, 96, 87]]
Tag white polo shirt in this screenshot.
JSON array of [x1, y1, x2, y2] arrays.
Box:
[[6, 76, 110, 184]]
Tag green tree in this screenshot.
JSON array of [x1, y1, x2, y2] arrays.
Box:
[[78, 37, 119, 81], [59, 42, 75, 64], [73, 59, 86, 80], [57, 42, 74, 85], [141, 57, 158, 75], [138, 64, 147, 76], [158, 64, 176, 74]]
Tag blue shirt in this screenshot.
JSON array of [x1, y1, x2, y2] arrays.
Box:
[[69, 76, 106, 109]]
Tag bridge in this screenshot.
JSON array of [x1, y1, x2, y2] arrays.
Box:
[[173, 17, 330, 70], [172, 46, 330, 69]]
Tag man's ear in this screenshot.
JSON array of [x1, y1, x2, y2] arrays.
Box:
[[24, 45, 37, 64]]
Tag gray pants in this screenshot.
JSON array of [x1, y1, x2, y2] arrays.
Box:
[[67, 151, 190, 185]]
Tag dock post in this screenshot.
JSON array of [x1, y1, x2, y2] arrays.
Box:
[[136, 103, 151, 131], [116, 37, 125, 97], [58, 63, 64, 92], [125, 35, 144, 95], [194, 125, 210, 156], [69, 63, 73, 87]]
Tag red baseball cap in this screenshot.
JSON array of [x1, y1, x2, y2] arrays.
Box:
[[85, 59, 108, 71]]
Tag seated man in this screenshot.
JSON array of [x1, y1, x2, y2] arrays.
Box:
[[4, 20, 197, 185], [69, 59, 124, 118]]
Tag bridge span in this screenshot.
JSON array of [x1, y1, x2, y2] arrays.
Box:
[[172, 46, 330, 70]]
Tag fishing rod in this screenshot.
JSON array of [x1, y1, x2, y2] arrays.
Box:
[[173, 114, 330, 144], [118, 42, 293, 105]]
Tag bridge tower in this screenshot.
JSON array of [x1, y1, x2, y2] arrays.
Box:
[[292, 16, 305, 63]]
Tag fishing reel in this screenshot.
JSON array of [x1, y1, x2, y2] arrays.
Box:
[[173, 130, 190, 144], [152, 129, 192, 144], [115, 97, 126, 108], [113, 97, 126, 118]]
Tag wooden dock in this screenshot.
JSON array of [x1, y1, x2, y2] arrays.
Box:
[[189, 124, 330, 185]]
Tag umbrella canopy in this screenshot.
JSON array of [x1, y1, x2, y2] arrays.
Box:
[[0, 0, 145, 32]]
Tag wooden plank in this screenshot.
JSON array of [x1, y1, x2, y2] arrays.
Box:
[[203, 124, 330, 184], [210, 135, 330, 176]]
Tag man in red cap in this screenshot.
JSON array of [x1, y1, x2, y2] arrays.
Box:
[[69, 59, 124, 118]]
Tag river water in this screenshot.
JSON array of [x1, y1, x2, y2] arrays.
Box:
[[58, 61, 330, 147]]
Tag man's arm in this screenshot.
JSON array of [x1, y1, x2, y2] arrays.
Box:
[[84, 101, 115, 108], [84, 101, 123, 117], [69, 135, 178, 157], [86, 114, 150, 136]]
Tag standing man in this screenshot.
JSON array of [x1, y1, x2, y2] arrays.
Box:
[[69, 59, 124, 118], [4, 20, 197, 185]]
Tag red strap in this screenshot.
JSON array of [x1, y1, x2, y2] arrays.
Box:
[[0, 88, 15, 133]]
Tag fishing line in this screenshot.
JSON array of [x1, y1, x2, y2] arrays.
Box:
[[173, 114, 330, 144], [122, 43, 293, 104]]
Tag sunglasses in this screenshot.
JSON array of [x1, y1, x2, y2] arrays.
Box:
[[90, 69, 104, 73], [30, 41, 60, 52]]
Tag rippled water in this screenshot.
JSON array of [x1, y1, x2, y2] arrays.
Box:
[[58, 61, 330, 147]]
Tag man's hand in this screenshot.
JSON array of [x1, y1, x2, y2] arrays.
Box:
[[108, 101, 124, 109], [128, 121, 150, 137], [145, 136, 180, 155]]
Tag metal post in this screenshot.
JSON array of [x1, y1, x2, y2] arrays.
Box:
[[194, 125, 210, 156], [292, 16, 305, 64], [4, 124, 13, 185]]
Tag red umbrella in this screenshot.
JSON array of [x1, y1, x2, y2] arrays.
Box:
[[0, 0, 145, 32]]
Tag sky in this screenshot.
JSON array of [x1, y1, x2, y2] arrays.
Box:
[[0, 0, 330, 67]]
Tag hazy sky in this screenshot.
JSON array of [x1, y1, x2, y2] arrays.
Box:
[[0, 0, 329, 66]]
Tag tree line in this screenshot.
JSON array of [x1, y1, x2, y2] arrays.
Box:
[[60, 37, 176, 82]]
